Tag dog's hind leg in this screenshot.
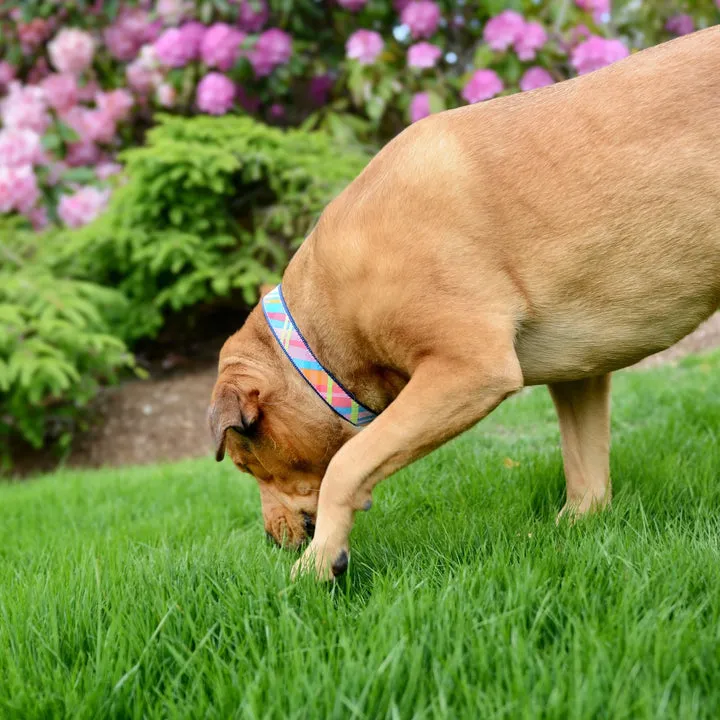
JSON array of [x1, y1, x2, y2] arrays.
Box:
[[548, 373, 612, 521]]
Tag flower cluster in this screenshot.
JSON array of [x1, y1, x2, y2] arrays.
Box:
[[1, 0, 717, 231], [0, 30, 126, 230], [0, 0, 296, 230]]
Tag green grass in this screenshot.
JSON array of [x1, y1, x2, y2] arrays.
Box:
[[1, 353, 719, 719]]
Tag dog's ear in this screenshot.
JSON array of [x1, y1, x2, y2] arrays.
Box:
[[208, 382, 260, 461]]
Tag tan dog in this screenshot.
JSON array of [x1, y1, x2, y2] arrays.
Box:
[[210, 27, 720, 580]]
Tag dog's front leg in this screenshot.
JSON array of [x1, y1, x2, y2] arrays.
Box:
[[292, 349, 523, 581]]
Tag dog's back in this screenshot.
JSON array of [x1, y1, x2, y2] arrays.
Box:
[[313, 26, 720, 384]]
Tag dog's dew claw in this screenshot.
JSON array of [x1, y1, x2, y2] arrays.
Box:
[[331, 549, 349, 577]]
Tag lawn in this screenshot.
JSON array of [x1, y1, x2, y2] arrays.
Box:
[[1, 353, 719, 719]]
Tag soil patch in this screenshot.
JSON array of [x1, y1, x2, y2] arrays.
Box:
[[8, 314, 720, 479]]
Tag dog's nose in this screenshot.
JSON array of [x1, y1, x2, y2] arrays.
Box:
[[301, 511, 316, 539]]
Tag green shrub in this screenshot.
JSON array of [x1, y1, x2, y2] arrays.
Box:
[[53, 114, 369, 342], [0, 220, 135, 466], [0, 118, 365, 466]]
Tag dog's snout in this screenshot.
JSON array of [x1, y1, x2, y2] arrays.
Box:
[[302, 511, 316, 539]]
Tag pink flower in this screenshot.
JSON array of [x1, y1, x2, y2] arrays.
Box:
[[196, 72, 235, 115], [12, 167, 40, 213], [0, 62, 16, 90], [571, 35, 629, 75], [566, 24, 592, 49], [201, 23, 246, 72], [48, 29, 95, 75], [309, 75, 333, 106], [483, 10, 525, 51], [519, 66, 554, 92], [58, 186, 110, 228], [337, 0, 368, 11], [60, 105, 116, 145], [76, 80, 100, 103], [401, 1, 441, 39], [461, 69, 503, 104], [59, 106, 87, 136], [156, 83, 177, 107], [394, 0, 410, 11], [138, 44, 163, 71], [82, 110, 117, 144], [155, 0, 192, 25], [96, 89, 134, 122], [269, 103, 285, 118], [41, 74, 78, 112], [346, 30, 384, 64], [95, 162, 123, 180], [26, 205, 49, 231], [104, 9, 161, 62], [235, 0, 269, 32], [409, 92, 431, 122], [155, 27, 195, 68], [514, 21, 547, 61], [665, 14, 694, 36], [0, 83, 51, 134], [0, 129, 43, 167], [65, 141, 101, 167], [127, 61, 155, 94], [0, 166, 40, 214], [18, 18, 52, 53], [407, 41, 442, 69], [250, 29, 292, 77], [575, 0, 610, 24], [0, 168, 16, 213], [126, 46, 163, 94], [179, 22, 206, 59], [127, 62, 161, 94]]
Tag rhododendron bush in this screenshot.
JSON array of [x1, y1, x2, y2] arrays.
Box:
[[1, 0, 719, 233], [2, 0, 720, 465]]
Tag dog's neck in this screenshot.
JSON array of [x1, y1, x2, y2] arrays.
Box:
[[278, 236, 405, 416]]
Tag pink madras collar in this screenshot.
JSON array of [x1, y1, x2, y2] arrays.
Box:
[[262, 285, 377, 427]]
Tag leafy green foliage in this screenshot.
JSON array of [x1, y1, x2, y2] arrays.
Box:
[[0, 222, 135, 465], [53, 114, 368, 342], [0, 118, 365, 464]]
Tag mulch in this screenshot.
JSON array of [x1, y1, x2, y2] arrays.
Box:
[[7, 313, 720, 479]]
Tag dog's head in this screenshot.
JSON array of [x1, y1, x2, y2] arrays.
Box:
[[208, 301, 355, 548]]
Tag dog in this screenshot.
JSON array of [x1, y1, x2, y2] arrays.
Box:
[[209, 27, 720, 580]]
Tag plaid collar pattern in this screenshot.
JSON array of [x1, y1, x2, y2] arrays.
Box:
[[261, 285, 377, 427]]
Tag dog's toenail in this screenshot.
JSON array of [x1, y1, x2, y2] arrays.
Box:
[[331, 549, 349, 577], [363, 499, 372, 511]]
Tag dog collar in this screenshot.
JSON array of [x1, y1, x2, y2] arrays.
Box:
[[262, 285, 377, 427]]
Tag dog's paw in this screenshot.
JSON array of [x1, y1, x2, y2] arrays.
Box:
[[291, 541, 349, 582]]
